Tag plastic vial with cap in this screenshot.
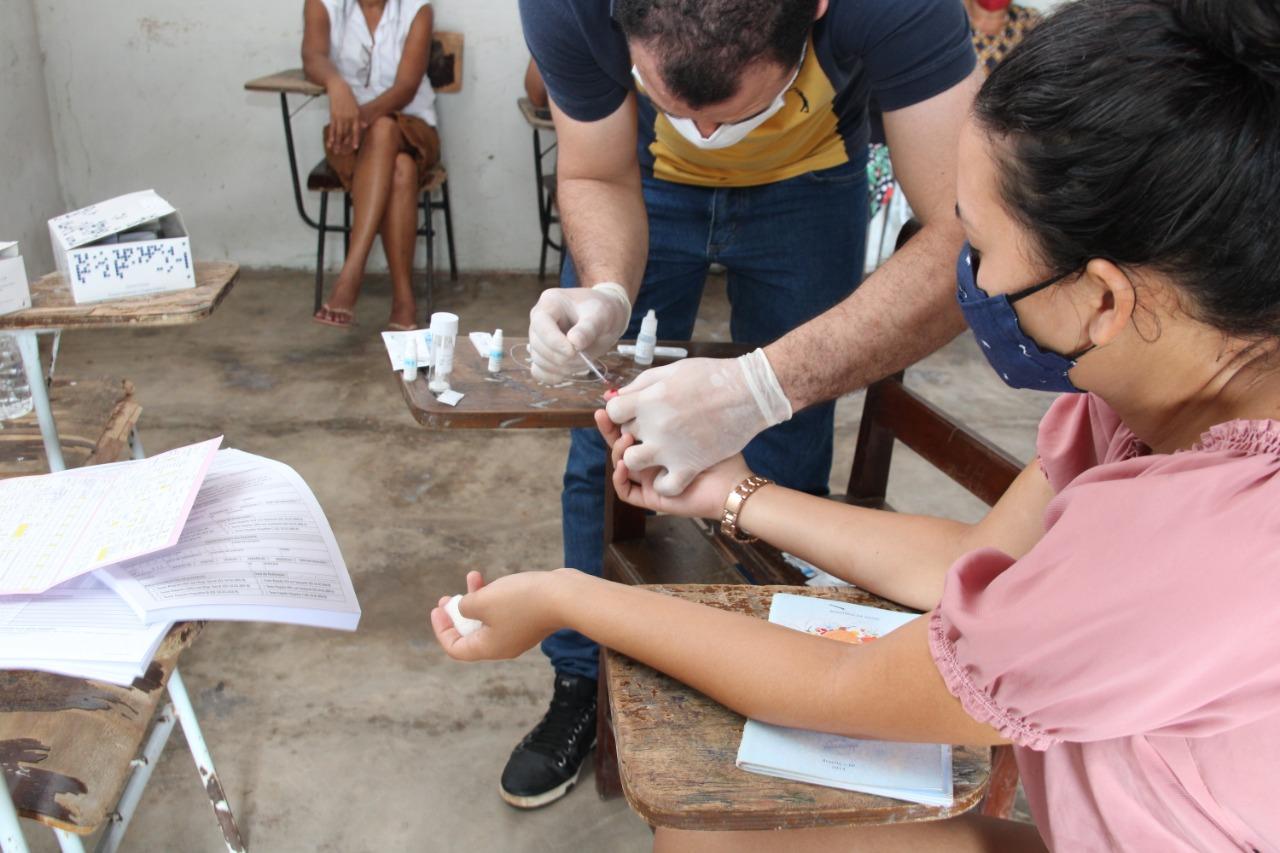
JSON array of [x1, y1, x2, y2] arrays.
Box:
[[428, 312, 459, 393], [401, 335, 419, 383], [487, 329, 504, 373], [634, 309, 658, 366]]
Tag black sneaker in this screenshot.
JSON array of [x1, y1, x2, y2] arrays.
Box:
[[499, 674, 598, 809]]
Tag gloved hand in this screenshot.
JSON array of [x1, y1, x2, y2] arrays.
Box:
[[604, 348, 793, 496], [527, 282, 632, 384]]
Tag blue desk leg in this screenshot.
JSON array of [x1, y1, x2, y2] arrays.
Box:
[[14, 330, 65, 473]]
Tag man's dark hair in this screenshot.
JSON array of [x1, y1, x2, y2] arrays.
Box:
[[975, 0, 1280, 338], [615, 0, 818, 109]]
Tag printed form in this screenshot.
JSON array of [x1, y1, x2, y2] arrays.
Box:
[[100, 449, 360, 630], [0, 573, 170, 684], [0, 438, 222, 595]]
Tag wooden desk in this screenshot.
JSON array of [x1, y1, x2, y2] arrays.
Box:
[[400, 337, 747, 429], [244, 68, 323, 97], [0, 262, 237, 472], [604, 584, 991, 831], [0, 624, 203, 836]]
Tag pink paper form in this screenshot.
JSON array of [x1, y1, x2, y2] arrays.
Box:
[[0, 436, 222, 594]]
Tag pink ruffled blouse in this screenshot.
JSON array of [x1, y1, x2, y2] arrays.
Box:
[[930, 393, 1280, 851]]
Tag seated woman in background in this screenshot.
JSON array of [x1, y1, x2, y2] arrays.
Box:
[[434, 0, 1280, 849], [303, 0, 437, 331]]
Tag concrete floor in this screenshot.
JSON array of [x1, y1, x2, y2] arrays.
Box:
[[20, 269, 1051, 852]]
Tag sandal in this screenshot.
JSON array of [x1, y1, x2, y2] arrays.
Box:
[[313, 304, 354, 329], [385, 322, 419, 332]]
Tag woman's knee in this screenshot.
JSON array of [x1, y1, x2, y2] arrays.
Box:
[[392, 152, 418, 192], [364, 115, 401, 149]]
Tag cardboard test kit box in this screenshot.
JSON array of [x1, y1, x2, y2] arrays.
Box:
[[48, 190, 195, 304], [0, 241, 31, 315]]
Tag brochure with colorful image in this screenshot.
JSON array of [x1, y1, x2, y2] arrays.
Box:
[[735, 593, 953, 807]]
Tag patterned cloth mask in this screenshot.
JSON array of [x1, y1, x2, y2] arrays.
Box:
[[955, 242, 1091, 392]]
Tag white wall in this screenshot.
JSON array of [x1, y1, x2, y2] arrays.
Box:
[[30, 0, 543, 273], [0, 0, 63, 273], [18, 0, 1063, 275]]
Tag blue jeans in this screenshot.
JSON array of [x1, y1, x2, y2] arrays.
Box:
[[543, 160, 869, 679]]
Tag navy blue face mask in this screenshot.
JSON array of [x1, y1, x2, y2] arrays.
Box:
[[955, 242, 1092, 393]]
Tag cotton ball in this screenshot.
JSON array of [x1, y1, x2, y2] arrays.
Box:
[[446, 594, 483, 637]]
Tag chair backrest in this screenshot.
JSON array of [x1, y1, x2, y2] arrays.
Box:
[[428, 32, 464, 93], [847, 218, 1020, 508]]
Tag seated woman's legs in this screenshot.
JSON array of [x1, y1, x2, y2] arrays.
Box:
[[322, 115, 403, 318], [381, 151, 420, 328]]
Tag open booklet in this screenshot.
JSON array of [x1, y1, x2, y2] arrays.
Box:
[[98, 449, 361, 631], [735, 594, 953, 807]]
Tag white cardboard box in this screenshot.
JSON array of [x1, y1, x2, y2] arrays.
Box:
[[0, 241, 31, 316], [47, 190, 195, 304]]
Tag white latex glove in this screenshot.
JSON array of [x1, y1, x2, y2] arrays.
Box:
[[604, 348, 792, 496], [527, 282, 632, 384]]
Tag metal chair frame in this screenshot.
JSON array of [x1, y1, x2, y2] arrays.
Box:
[[529, 121, 563, 280]]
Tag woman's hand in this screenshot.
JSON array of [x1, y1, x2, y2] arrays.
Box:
[[326, 80, 362, 154], [431, 569, 572, 662], [595, 409, 752, 519]]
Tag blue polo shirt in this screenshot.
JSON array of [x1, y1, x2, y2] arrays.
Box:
[[520, 0, 976, 187]]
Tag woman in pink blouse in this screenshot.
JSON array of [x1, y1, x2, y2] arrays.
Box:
[[432, 0, 1280, 848]]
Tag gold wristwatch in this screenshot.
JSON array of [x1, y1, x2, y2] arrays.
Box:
[[720, 475, 773, 543]]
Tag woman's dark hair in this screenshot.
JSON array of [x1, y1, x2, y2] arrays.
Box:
[[974, 0, 1280, 338], [614, 0, 817, 109]]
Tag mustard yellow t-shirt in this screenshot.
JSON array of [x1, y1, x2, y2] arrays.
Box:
[[522, 0, 976, 188]]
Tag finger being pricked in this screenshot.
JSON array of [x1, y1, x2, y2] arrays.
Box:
[[594, 408, 625, 449]]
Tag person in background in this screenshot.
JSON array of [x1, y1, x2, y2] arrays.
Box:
[[438, 1, 1280, 848], [964, 0, 1040, 71], [303, 0, 438, 331]]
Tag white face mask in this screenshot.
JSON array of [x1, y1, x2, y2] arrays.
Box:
[[631, 44, 805, 150]]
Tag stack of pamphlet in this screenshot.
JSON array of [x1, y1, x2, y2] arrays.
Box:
[[0, 438, 359, 685]]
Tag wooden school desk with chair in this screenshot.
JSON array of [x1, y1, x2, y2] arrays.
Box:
[[597, 368, 1025, 829], [244, 31, 463, 321], [595, 221, 1025, 826], [0, 261, 238, 474], [0, 263, 246, 852]]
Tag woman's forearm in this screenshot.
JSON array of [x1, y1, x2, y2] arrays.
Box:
[[303, 55, 342, 90], [736, 487, 971, 610], [360, 82, 418, 119], [547, 571, 1003, 745]]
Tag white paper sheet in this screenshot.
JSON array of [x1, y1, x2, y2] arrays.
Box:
[[380, 329, 433, 370], [0, 573, 170, 683], [0, 438, 222, 595], [100, 449, 360, 630], [735, 594, 952, 806]]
